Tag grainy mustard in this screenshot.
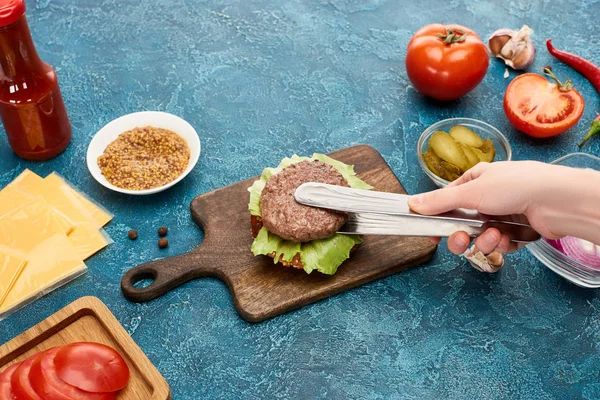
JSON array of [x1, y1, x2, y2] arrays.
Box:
[[98, 126, 190, 190]]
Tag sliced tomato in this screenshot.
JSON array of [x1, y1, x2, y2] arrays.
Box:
[[11, 354, 43, 400], [54, 343, 129, 393], [29, 347, 116, 400], [504, 72, 584, 138], [0, 362, 20, 400]]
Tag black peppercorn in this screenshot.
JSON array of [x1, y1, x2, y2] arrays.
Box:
[[158, 238, 168, 249], [158, 226, 168, 237], [128, 229, 138, 240]]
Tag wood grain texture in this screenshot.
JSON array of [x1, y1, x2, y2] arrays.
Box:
[[0, 296, 171, 400], [121, 145, 437, 322]]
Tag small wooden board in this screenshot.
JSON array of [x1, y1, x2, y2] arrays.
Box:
[[0, 296, 171, 400], [121, 145, 437, 322]]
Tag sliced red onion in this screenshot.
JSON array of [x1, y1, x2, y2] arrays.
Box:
[[544, 238, 564, 253], [547, 236, 600, 269]]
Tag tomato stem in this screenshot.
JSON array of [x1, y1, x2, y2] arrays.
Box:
[[437, 27, 469, 44], [543, 65, 573, 92]]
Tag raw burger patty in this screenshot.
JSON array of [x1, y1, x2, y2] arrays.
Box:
[[260, 160, 349, 242]]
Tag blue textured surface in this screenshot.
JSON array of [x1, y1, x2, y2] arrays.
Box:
[[1, 0, 600, 398]]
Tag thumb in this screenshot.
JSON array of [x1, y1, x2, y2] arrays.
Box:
[[447, 162, 487, 188], [408, 182, 481, 215]]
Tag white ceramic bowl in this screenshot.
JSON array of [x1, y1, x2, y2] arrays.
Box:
[[86, 111, 201, 195]]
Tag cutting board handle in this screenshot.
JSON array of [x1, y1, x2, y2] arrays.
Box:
[[121, 252, 214, 302]]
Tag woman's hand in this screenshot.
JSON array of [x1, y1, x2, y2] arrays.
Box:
[[408, 160, 600, 256]]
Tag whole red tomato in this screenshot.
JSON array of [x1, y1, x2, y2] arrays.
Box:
[[405, 24, 489, 101]]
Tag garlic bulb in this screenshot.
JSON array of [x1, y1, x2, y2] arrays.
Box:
[[464, 245, 504, 273], [488, 25, 535, 70]]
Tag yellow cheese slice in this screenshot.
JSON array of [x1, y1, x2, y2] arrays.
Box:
[[45, 173, 113, 227], [0, 249, 27, 306], [0, 184, 73, 234], [5, 172, 73, 234], [2, 171, 111, 261], [42, 173, 113, 259], [0, 173, 111, 314], [0, 198, 66, 253], [0, 234, 86, 314], [0, 198, 80, 312], [11, 170, 100, 230], [68, 223, 111, 260], [0, 185, 33, 217]]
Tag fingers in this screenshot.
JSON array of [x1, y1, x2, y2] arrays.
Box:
[[494, 234, 512, 254], [447, 232, 471, 254], [473, 228, 502, 254], [429, 237, 442, 244], [446, 228, 520, 256], [447, 163, 487, 188], [499, 240, 526, 254], [494, 234, 525, 254], [408, 181, 482, 215], [472, 228, 523, 254], [446, 226, 525, 274]]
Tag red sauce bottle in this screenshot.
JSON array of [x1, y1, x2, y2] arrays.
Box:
[[0, 0, 71, 161]]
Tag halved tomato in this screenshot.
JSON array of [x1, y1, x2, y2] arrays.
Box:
[[11, 354, 43, 400], [504, 70, 584, 138], [0, 362, 20, 400], [54, 343, 129, 393], [29, 347, 116, 400]]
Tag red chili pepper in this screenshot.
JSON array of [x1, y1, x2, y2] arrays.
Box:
[[579, 114, 600, 148], [546, 39, 600, 93]]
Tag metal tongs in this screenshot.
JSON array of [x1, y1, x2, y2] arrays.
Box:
[[294, 182, 540, 243]]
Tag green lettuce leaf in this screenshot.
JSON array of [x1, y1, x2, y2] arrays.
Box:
[[251, 227, 301, 263], [312, 153, 373, 190], [247, 153, 371, 275], [301, 233, 363, 274]]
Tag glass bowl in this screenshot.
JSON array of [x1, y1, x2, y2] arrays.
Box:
[[528, 153, 600, 288], [417, 118, 512, 187]]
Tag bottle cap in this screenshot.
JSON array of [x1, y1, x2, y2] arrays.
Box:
[[0, 0, 25, 27]]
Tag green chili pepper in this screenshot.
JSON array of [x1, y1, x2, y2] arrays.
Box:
[[579, 115, 600, 148]]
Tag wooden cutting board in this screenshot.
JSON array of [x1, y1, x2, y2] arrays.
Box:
[[0, 296, 171, 399], [121, 145, 436, 322]]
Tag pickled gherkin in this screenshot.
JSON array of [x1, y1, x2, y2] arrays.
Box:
[[428, 131, 469, 171], [440, 160, 462, 181], [470, 147, 489, 163], [449, 125, 484, 148], [422, 147, 447, 179], [421, 125, 496, 182], [458, 143, 480, 167], [479, 139, 496, 162]]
